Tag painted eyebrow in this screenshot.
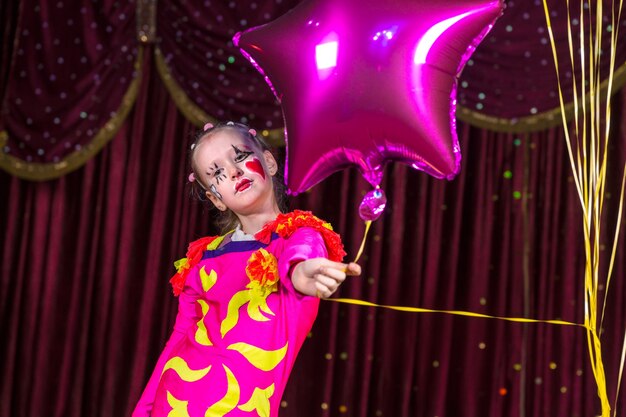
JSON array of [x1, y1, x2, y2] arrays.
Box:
[[231, 144, 253, 157]]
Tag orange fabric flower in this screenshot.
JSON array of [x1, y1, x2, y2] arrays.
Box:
[[170, 235, 218, 296], [246, 248, 279, 292]]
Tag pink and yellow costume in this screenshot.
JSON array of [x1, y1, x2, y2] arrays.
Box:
[[133, 211, 345, 417]]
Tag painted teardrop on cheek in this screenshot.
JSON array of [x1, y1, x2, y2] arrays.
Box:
[[245, 158, 266, 180]]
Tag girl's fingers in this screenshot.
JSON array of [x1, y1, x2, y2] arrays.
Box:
[[314, 281, 333, 298], [318, 266, 346, 282], [318, 259, 351, 272], [345, 262, 361, 276], [305, 259, 362, 298], [318, 259, 361, 276], [314, 274, 340, 291]]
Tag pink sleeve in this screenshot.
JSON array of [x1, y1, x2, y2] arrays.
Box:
[[132, 276, 201, 417], [278, 227, 329, 295]]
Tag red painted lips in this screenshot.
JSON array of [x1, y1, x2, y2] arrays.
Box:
[[235, 178, 252, 193]]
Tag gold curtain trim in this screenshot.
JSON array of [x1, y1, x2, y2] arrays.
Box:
[[0, 47, 144, 181], [457, 59, 626, 133], [154, 47, 285, 147]]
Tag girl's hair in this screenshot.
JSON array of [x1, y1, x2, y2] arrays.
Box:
[[188, 121, 288, 233]]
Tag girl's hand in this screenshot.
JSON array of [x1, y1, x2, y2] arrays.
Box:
[[291, 258, 361, 298]]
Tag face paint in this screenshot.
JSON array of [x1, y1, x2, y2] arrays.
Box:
[[245, 158, 266, 180], [208, 162, 226, 184], [232, 145, 254, 162], [209, 184, 223, 200]]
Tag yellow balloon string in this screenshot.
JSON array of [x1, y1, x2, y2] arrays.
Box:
[[353, 220, 372, 264], [541, 0, 625, 415], [326, 297, 585, 328]]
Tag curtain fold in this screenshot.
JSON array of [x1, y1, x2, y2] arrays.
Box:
[[1, 45, 207, 416], [0, 0, 18, 103]]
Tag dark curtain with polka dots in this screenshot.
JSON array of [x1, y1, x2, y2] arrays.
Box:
[[1, 1, 138, 167], [1, 1, 626, 417]]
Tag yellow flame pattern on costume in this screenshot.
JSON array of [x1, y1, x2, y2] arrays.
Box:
[[204, 365, 240, 417], [195, 300, 212, 346], [221, 292, 255, 338], [247, 291, 276, 322], [200, 267, 218, 292], [163, 242, 288, 417], [220, 251, 279, 338], [227, 342, 288, 372], [195, 267, 218, 346], [238, 384, 275, 417], [161, 357, 212, 382], [167, 391, 190, 417]]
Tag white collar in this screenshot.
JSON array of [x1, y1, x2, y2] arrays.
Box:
[[230, 225, 257, 242]]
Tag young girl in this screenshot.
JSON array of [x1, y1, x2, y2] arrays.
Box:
[[133, 121, 361, 417]]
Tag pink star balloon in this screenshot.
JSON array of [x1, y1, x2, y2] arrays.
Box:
[[235, 0, 503, 220]]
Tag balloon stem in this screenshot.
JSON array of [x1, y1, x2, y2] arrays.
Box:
[[353, 220, 372, 264]]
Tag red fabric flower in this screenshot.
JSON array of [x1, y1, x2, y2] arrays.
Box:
[[245, 248, 279, 288], [169, 235, 218, 296], [254, 224, 274, 244]]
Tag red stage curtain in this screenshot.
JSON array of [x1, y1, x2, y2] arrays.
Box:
[[2, 47, 625, 414], [2, 0, 626, 416]]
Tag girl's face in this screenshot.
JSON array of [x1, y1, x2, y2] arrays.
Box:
[[194, 128, 278, 216]]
